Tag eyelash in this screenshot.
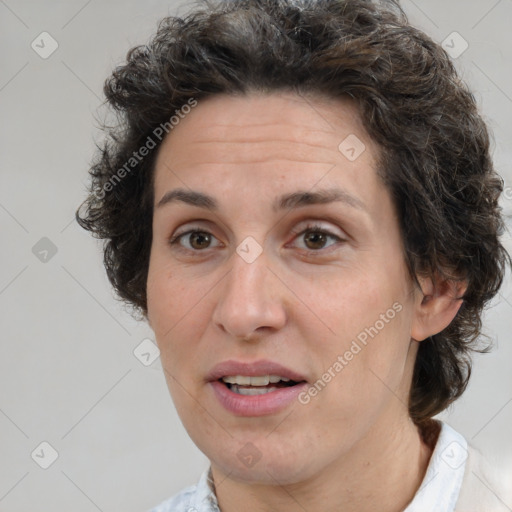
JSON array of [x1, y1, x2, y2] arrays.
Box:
[[168, 223, 345, 254]]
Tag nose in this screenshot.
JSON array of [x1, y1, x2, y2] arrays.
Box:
[[211, 246, 287, 341]]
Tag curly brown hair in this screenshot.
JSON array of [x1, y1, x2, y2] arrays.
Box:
[[76, 0, 511, 426]]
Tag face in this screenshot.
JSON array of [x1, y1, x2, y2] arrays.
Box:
[[147, 91, 423, 485]]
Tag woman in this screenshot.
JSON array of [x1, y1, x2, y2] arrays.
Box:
[[76, 0, 511, 510]]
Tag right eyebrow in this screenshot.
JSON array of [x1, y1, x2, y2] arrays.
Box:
[[156, 187, 368, 214], [156, 189, 218, 211]]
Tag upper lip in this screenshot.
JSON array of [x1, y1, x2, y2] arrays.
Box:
[[207, 359, 308, 383]]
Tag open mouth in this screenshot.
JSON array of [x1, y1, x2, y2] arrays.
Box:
[[209, 363, 309, 415], [219, 375, 304, 396]]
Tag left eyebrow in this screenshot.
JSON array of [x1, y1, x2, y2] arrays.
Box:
[[156, 187, 368, 214], [273, 189, 367, 213]]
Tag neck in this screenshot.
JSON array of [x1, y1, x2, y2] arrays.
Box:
[[211, 415, 438, 512]]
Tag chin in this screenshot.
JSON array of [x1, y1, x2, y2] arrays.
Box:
[[215, 455, 317, 486], [204, 433, 325, 486]]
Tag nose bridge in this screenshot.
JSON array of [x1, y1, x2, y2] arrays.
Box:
[[212, 243, 286, 339]]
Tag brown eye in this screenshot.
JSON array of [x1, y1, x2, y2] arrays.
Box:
[[188, 231, 212, 249], [303, 230, 329, 250], [170, 229, 220, 251], [292, 224, 345, 253]]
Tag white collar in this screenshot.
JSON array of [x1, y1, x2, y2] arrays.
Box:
[[404, 420, 467, 512]]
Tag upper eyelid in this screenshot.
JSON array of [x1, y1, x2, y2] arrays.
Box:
[[171, 223, 344, 247], [172, 216, 344, 235], [289, 223, 343, 237], [172, 221, 341, 238]]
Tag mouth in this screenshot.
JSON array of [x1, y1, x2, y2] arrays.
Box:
[[207, 360, 309, 416], [219, 375, 304, 396]]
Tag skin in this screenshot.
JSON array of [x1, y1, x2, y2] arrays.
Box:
[[146, 91, 466, 512]]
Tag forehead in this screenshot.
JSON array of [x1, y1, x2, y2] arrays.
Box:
[[152, 91, 385, 214], [156, 92, 375, 162]]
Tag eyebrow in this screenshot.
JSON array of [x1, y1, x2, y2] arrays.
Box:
[[156, 187, 368, 213]]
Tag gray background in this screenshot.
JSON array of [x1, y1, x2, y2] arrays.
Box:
[[1, 1, 511, 511]]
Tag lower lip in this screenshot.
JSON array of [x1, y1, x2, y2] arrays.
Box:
[[210, 380, 308, 416]]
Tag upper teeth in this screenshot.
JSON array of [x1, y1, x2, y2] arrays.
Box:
[[221, 375, 291, 386]]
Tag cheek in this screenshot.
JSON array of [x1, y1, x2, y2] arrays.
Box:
[[300, 271, 394, 337], [147, 261, 191, 362], [300, 269, 413, 384], [147, 250, 191, 328]]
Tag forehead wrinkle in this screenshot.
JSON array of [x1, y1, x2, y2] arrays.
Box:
[[190, 139, 340, 155], [164, 160, 340, 172], [188, 122, 346, 147], [174, 157, 340, 167], [164, 136, 346, 170], [167, 135, 354, 169]]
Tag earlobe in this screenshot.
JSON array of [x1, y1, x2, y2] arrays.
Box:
[[411, 274, 467, 342]]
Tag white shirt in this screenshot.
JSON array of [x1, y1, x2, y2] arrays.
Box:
[[148, 420, 511, 512]]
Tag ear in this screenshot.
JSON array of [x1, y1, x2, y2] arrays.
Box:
[[410, 273, 467, 342]]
